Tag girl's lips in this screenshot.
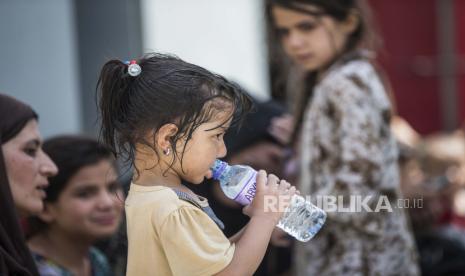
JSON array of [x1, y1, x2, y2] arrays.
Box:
[[206, 170, 213, 179], [35, 188, 47, 199], [295, 53, 313, 63], [92, 216, 116, 226]]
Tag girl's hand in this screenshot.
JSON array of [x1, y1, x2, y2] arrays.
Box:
[[268, 114, 294, 145], [242, 170, 296, 225], [270, 228, 292, 247]]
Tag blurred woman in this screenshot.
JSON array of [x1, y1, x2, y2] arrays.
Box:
[[0, 93, 58, 276], [27, 136, 124, 276]]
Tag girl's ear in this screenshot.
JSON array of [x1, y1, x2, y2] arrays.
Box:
[[342, 10, 360, 35], [37, 203, 56, 223], [156, 123, 179, 151]]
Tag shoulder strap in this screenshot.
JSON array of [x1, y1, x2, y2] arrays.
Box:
[[172, 189, 225, 230]]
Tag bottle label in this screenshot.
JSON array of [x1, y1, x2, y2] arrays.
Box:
[[234, 171, 257, 205]]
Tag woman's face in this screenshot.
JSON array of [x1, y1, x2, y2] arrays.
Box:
[[2, 119, 58, 216], [272, 4, 353, 72], [44, 160, 123, 240]]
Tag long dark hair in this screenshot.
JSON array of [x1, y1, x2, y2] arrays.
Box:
[[266, 0, 381, 143], [97, 53, 253, 175], [0, 93, 39, 276]]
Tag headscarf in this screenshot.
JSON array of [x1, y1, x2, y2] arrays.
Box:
[[0, 93, 39, 276]]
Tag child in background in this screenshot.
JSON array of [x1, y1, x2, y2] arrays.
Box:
[[97, 53, 297, 276], [266, 0, 419, 275], [27, 135, 123, 276]]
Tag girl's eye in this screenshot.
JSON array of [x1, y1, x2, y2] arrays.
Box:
[[108, 182, 120, 193], [75, 189, 96, 199], [76, 191, 91, 198], [212, 132, 225, 142], [298, 22, 317, 32]]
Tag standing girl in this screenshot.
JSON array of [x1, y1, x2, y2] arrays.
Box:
[[97, 53, 297, 276], [266, 0, 419, 275]]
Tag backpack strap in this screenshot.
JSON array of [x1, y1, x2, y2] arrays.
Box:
[[172, 189, 225, 230]]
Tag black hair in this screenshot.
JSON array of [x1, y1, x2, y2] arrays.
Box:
[[42, 135, 117, 202], [266, 0, 380, 144], [27, 135, 117, 237], [97, 53, 253, 175], [266, 0, 379, 58]]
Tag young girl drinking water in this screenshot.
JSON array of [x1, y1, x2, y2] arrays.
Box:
[[266, 0, 419, 275], [97, 53, 297, 276]]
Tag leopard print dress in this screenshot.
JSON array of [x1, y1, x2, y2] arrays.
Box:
[[294, 58, 420, 276]]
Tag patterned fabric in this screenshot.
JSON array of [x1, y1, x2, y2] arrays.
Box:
[[32, 247, 112, 276], [295, 57, 420, 276]]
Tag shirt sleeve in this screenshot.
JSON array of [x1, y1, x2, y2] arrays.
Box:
[[318, 73, 396, 235], [157, 205, 235, 276]]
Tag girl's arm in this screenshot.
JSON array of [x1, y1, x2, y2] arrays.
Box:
[[228, 227, 246, 243], [216, 216, 276, 276], [215, 171, 295, 276]]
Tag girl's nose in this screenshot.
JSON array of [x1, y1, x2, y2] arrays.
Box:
[[287, 31, 305, 50], [98, 190, 115, 210], [217, 140, 227, 159]]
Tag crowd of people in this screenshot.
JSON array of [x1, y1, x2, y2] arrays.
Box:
[[1, 0, 464, 275]]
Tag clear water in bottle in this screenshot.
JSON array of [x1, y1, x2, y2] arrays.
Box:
[[277, 195, 327, 241], [211, 159, 326, 242]]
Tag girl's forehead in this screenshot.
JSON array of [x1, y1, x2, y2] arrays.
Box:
[[289, 2, 322, 14], [203, 109, 234, 131], [273, 2, 328, 20], [273, 5, 319, 25]]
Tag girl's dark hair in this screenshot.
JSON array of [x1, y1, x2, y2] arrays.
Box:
[[266, 0, 379, 58], [27, 135, 116, 237], [42, 135, 116, 202], [97, 53, 253, 174], [266, 0, 381, 144]]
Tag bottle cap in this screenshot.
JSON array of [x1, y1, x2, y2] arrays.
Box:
[[211, 159, 228, 180]]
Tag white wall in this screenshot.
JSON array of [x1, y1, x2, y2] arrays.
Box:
[[0, 0, 81, 138], [141, 0, 270, 100]]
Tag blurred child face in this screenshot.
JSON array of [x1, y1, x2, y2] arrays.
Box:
[[2, 119, 58, 216], [45, 159, 123, 240], [272, 4, 352, 72], [175, 109, 231, 184]]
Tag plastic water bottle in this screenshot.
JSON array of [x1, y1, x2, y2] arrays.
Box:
[[211, 159, 326, 242]]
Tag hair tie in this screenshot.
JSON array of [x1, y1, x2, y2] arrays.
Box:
[[125, 60, 142, 77]]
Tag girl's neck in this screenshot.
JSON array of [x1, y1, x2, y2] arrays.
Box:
[[28, 226, 93, 275], [313, 49, 364, 82], [134, 169, 197, 197], [133, 155, 197, 197], [134, 167, 181, 187]]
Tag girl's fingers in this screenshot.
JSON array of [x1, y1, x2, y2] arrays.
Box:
[[267, 174, 280, 187], [288, 186, 297, 197], [278, 180, 290, 191], [256, 170, 267, 191], [268, 125, 292, 142]]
